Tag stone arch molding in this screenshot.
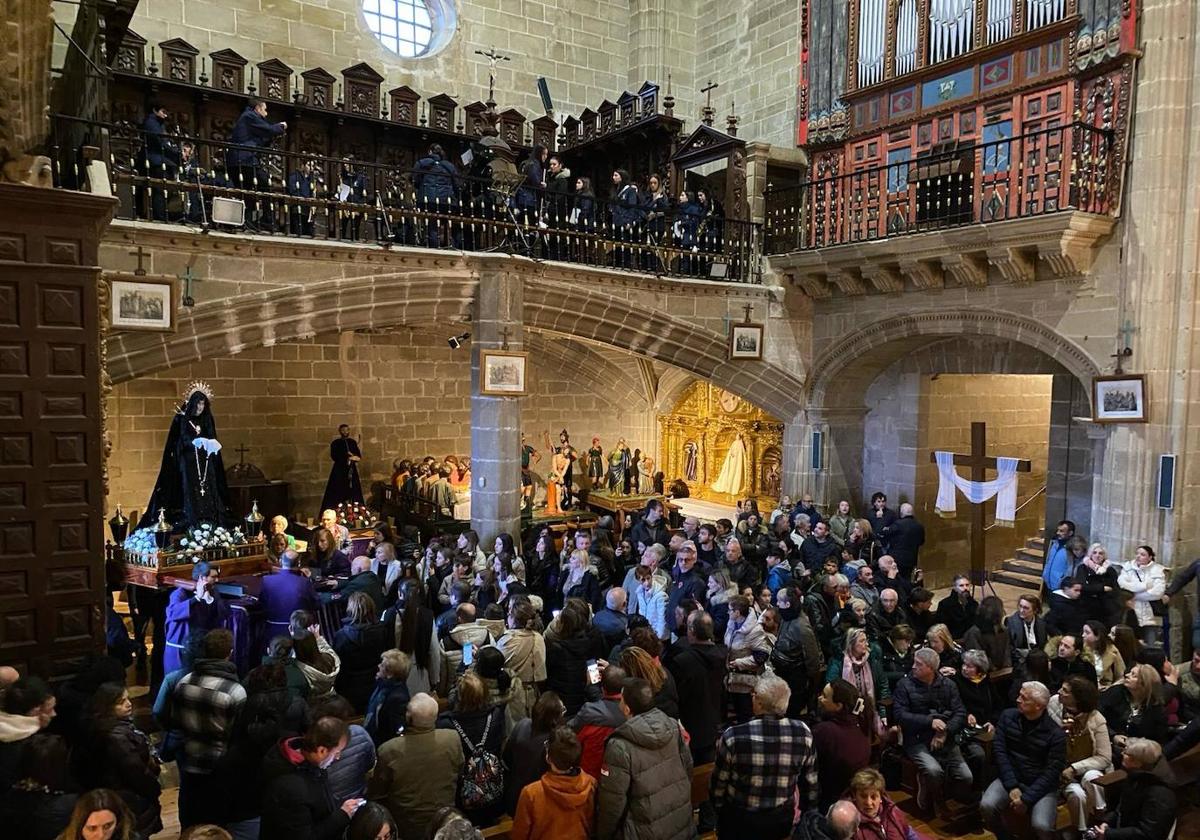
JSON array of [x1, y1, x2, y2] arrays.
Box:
[[108, 272, 805, 420], [806, 308, 1102, 412]]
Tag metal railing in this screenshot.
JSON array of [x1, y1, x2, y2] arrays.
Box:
[[764, 122, 1115, 255], [984, 484, 1046, 531], [52, 115, 762, 283]]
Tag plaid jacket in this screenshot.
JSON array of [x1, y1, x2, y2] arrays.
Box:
[[711, 714, 818, 812], [171, 658, 247, 774]]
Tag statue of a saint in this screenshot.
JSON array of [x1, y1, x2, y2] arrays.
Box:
[[711, 433, 748, 496], [639, 455, 656, 494], [607, 439, 630, 494], [137, 383, 233, 531], [521, 433, 541, 510], [545, 429, 577, 509], [683, 440, 699, 482], [586, 437, 604, 486]]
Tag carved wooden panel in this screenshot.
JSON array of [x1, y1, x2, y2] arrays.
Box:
[[211, 49, 248, 94], [159, 38, 199, 85], [258, 59, 293, 103], [427, 94, 457, 133], [389, 86, 420, 126], [0, 185, 111, 678]]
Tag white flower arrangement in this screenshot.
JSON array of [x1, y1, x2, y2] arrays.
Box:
[[123, 527, 160, 559], [177, 523, 248, 559]]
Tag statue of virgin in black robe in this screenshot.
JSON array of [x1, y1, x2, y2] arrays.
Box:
[[137, 389, 234, 531], [319, 425, 365, 513]]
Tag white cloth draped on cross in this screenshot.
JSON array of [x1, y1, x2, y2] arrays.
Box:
[[933, 450, 1021, 527]]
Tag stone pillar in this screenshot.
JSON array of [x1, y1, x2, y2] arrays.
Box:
[[1092, 0, 1200, 658], [1043, 374, 1100, 540], [470, 269, 523, 542]]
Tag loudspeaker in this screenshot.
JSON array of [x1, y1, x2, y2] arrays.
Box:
[[211, 197, 245, 226], [1157, 454, 1176, 509], [811, 430, 825, 472], [709, 262, 728, 279], [537, 77, 554, 114]]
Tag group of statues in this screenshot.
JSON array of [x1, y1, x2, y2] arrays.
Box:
[[521, 429, 663, 515]]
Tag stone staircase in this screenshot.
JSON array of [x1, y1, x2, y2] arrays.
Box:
[[992, 535, 1045, 591]]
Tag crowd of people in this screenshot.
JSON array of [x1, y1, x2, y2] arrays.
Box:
[[3, 494, 1197, 840], [135, 101, 733, 277]]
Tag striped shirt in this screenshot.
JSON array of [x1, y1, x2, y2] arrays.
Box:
[[711, 714, 818, 811]]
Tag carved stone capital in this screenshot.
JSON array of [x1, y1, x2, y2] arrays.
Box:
[[793, 273, 832, 299], [830, 269, 867, 296], [940, 253, 989, 287], [861, 264, 904, 293], [987, 247, 1036, 284], [898, 258, 945, 290]]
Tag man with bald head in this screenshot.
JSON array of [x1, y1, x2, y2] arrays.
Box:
[[886, 502, 925, 579], [332, 555, 385, 611], [868, 588, 908, 640], [370, 693, 463, 839], [593, 586, 629, 652]]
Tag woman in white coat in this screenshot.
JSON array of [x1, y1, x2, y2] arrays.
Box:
[[1117, 544, 1167, 646]]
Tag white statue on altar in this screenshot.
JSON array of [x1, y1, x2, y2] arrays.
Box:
[[711, 433, 747, 495]]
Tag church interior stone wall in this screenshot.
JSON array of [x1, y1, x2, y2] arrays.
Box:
[[106, 329, 656, 521]]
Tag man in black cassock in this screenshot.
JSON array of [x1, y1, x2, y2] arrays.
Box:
[[320, 424, 365, 513]]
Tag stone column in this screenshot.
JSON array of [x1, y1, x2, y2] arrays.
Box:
[[470, 268, 523, 542], [1093, 0, 1200, 657]]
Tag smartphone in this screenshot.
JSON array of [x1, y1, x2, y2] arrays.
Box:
[[586, 658, 601, 685], [553, 609, 562, 619], [462, 640, 474, 667]]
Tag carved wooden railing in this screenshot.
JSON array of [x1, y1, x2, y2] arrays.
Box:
[[764, 121, 1114, 255]]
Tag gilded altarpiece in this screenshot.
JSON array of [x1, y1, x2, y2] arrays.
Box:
[[658, 382, 784, 507]]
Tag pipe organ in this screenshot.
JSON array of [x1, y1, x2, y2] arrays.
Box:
[[986, 0, 1014, 45], [927, 0, 975, 67], [895, 0, 919, 76], [856, 0, 888, 88], [1026, 0, 1067, 32]]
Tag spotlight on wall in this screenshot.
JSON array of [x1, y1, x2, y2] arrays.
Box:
[[448, 331, 471, 350]]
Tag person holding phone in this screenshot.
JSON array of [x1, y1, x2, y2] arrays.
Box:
[[259, 716, 364, 840]]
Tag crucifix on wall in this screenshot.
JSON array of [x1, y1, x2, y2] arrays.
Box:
[[930, 421, 1031, 592]]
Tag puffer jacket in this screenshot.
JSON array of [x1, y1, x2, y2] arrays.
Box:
[[595, 708, 694, 840], [333, 621, 392, 712], [572, 695, 626, 779], [296, 635, 341, 699], [724, 608, 770, 695], [546, 631, 603, 716], [992, 707, 1066, 807], [1117, 561, 1167, 627]]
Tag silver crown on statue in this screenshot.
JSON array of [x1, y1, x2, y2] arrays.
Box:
[[179, 379, 215, 410]]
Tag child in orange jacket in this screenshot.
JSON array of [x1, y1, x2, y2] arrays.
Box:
[[512, 726, 596, 840]]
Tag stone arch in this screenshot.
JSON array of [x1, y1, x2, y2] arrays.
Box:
[[109, 271, 805, 420], [806, 308, 1102, 413], [522, 279, 804, 419]]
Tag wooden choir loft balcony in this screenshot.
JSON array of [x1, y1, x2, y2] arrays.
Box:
[[764, 122, 1117, 296]]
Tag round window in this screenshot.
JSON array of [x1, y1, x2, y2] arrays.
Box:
[[361, 0, 455, 59]]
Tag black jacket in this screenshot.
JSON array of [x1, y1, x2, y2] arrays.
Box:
[[992, 708, 1066, 807], [545, 630, 604, 717], [1099, 685, 1170, 743], [1104, 757, 1178, 840], [259, 737, 350, 840], [1078, 563, 1121, 627], [364, 678, 410, 745], [799, 535, 839, 574], [94, 719, 162, 835], [629, 516, 670, 552], [934, 593, 978, 640], [333, 621, 393, 712], [892, 674, 967, 747], [886, 515, 925, 570], [335, 572, 387, 614], [770, 616, 825, 713], [666, 640, 728, 755], [665, 568, 708, 619], [954, 673, 998, 725], [223, 685, 309, 822], [1045, 591, 1089, 637]]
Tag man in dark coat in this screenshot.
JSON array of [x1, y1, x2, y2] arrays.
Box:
[[227, 99, 286, 231], [412, 144, 460, 248], [333, 556, 386, 614], [287, 155, 318, 237], [321, 425, 364, 512], [629, 499, 671, 555], [1098, 739, 1177, 840], [665, 611, 728, 764], [934, 575, 978, 640], [769, 611, 825, 717], [799, 521, 840, 575], [142, 102, 180, 221], [259, 550, 318, 638], [892, 648, 971, 814], [886, 503, 926, 578], [666, 542, 708, 621], [259, 716, 358, 840], [980, 681, 1066, 840]]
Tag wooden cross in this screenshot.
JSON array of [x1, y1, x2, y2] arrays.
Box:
[[700, 80, 719, 108], [929, 421, 1031, 589], [498, 325, 512, 350], [742, 303, 754, 323], [180, 265, 200, 307], [235, 443, 249, 465], [129, 245, 149, 276]]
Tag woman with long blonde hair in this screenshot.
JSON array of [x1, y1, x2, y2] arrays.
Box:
[[56, 789, 135, 840]]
